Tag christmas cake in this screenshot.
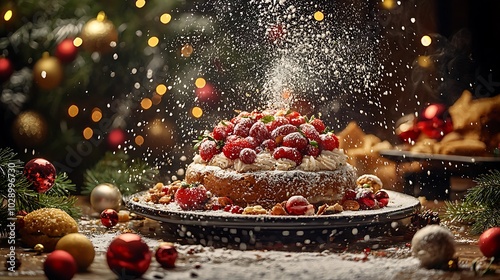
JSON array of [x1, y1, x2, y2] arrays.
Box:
[[184, 109, 357, 208]]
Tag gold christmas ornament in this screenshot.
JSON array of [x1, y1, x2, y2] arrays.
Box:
[[55, 233, 95, 271], [90, 183, 122, 213], [33, 52, 63, 90], [34, 244, 45, 254], [81, 11, 118, 54], [12, 110, 48, 147]]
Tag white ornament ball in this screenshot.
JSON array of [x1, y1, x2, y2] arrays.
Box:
[[411, 225, 456, 268], [90, 183, 122, 213]]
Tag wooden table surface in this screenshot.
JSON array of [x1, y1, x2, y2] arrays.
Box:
[[1, 197, 499, 280]]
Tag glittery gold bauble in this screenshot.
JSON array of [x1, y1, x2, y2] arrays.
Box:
[[33, 52, 63, 90], [55, 233, 95, 271], [80, 11, 118, 54], [144, 118, 176, 148], [90, 183, 122, 213], [12, 111, 48, 147]]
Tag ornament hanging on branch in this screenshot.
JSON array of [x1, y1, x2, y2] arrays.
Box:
[[80, 11, 118, 54], [0, 57, 14, 83], [11, 110, 48, 147], [55, 39, 79, 63], [23, 158, 56, 193], [33, 52, 63, 90]]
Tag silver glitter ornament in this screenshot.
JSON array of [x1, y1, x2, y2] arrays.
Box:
[[90, 183, 122, 212]]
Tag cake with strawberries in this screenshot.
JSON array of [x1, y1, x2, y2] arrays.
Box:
[[185, 109, 357, 208]]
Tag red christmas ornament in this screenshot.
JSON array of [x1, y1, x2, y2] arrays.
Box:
[[107, 128, 127, 150], [100, 209, 119, 228], [106, 233, 152, 279], [155, 242, 178, 268], [55, 39, 79, 63], [0, 57, 14, 83], [195, 82, 219, 104], [395, 114, 421, 143], [478, 227, 500, 259], [44, 250, 77, 280], [23, 158, 56, 193], [416, 103, 453, 140]]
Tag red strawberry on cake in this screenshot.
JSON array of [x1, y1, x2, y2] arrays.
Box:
[[185, 109, 357, 208]]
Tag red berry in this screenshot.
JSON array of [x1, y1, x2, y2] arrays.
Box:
[[375, 190, 390, 208], [285, 195, 315, 215], [478, 227, 500, 258], [310, 118, 326, 133], [199, 140, 219, 161], [319, 133, 339, 151], [220, 121, 234, 134], [261, 139, 277, 151], [212, 126, 227, 141], [174, 183, 208, 210], [222, 137, 252, 160], [239, 148, 257, 164], [266, 116, 289, 132], [286, 111, 306, 126], [233, 118, 255, 137], [249, 121, 270, 143], [272, 146, 302, 165], [300, 123, 321, 142], [224, 205, 243, 214], [285, 111, 301, 120], [282, 132, 308, 151], [304, 144, 320, 157], [342, 189, 357, 201], [356, 189, 377, 210], [270, 124, 298, 141], [245, 136, 259, 149]]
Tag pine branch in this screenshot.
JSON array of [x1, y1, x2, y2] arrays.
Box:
[[444, 169, 500, 234], [83, 151, 159, 195], [46, 172, 77, 197], [38, 194, 81, 220]]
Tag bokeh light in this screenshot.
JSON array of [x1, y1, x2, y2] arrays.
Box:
[[160, 13, 172, 24], [136, 0, 146, 8], [148, 36, 159, 47], [4, 10, 13, 21], [68, 105, 79, 117], [417, 55, 432, 68], [191, 106, 203, 118], [421, 35, 432, 47], [73, 37, 83, 47], [156, 84, 167, 95], [83, 127, 93, 139], [91, 108, 102, 122], [181, 44, 194, 57], [141, 98, 153, 109], [135, 135, 144, 146], [381, 0, 396, 10], [195, 77, 206, 88], [314, 11, 324, 21]]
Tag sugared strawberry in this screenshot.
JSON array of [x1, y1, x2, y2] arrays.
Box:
[[245, 136, 259, 149], [272, 146, 302, 165], [299, 123, 321, 142], [342, 189, 357, 202], [286, 111, 306, 126], [174, 183, 208, 210], [199, 140, 219, 161], [356, 188, 377, 210], [212, 126, 227, 141], [310, 118, 326, 133], [266, 116, 290, 132], [270, 124, 298, 144], [224, 204, 244, 214], [249, 121, 270, 143], [319, 133, 339, 151], [375, 190, 389, 208], [261, 139, 277, 152], [239, 148, 257, 164], [304, 144, 320, 157], [233, 118, 255, 137], [222, 137, 252, 159], [282, 132, 308, 151], [285, 195, 315, 215]]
